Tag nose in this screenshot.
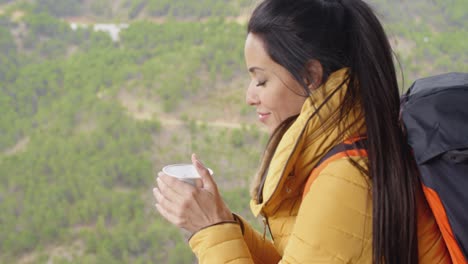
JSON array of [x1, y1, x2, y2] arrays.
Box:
[[246, 82, 259, 106]]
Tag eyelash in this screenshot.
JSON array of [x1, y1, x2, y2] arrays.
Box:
[[256, 81, 267, 87]]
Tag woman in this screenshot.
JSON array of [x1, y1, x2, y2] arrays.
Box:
[[153, 0, 451, 263]]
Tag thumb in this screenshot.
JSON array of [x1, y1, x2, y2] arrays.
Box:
[[192, 154, 217, 193]]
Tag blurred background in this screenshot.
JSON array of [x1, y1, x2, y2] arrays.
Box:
[[0, 0, 466, 263]]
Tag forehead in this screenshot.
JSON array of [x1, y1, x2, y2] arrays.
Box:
[[244, 33, 275, 70]]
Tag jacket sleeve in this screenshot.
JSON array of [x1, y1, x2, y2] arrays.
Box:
[[280, 164, 373, 263], [189, 214, 281, 264]]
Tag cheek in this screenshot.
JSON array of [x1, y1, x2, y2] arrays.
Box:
[[261, 90, 285, 112], [260, 78, 306, 118], [282, 97, 305, 117], [281, 90, 307, 119], [271, 93, 304, 121]]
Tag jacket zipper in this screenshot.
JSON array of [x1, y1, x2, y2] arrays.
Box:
[[262, 214, 274, 241]]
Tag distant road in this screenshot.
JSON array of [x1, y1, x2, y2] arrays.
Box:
[[158, 116, 250, 130], [113, 89, 255, 130]]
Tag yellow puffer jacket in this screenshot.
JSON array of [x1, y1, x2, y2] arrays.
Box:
[[189, 69, 451, 263]]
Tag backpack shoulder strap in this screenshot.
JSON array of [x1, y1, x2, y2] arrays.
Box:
[[302, 138, 368, 199]]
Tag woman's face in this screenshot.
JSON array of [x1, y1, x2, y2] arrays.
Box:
[[244, 33, 307, 134]]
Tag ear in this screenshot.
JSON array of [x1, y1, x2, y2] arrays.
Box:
[[304, 59, 323, 91]]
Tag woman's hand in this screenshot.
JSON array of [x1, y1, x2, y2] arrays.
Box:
[[153, 154, 234, 234]]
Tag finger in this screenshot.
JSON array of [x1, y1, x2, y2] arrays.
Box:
[[155, 203, 187, 229], [153, 187, 179, 216], [156, 177, 183, 203], [155, 179, 200, 220], [157, 172, 192, 199], [192, 153, 217, 193], [194, 178, 203, 188], [152, 187, 166, 204], [155, 193, 199, 232]]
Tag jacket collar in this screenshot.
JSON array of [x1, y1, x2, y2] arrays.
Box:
[[250, 68, 366, 216]]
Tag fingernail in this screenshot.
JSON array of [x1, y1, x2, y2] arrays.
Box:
[[158, 171, 163, 177]]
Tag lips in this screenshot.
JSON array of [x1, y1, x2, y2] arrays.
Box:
[[257, 112, 271, 122]]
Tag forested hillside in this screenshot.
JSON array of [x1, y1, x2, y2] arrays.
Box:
[[0, 0, 466, 263], [0, 0, 253, 20]]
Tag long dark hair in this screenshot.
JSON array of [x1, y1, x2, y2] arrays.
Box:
[[248, 0, 419, 263]]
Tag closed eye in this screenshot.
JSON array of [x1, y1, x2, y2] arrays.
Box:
[[256, 81, 267, 87]]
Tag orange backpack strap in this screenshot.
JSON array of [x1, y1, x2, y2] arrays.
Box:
[[303, 138, 368, 199], [423, 185, 468, 263]]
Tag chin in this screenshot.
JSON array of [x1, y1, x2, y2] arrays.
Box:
[[266, 125, 278, 135]]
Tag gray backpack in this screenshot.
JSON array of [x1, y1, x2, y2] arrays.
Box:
[[401, 72, 468, 263]]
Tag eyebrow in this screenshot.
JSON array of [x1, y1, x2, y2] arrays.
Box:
[[248, 66, 265, 73]]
